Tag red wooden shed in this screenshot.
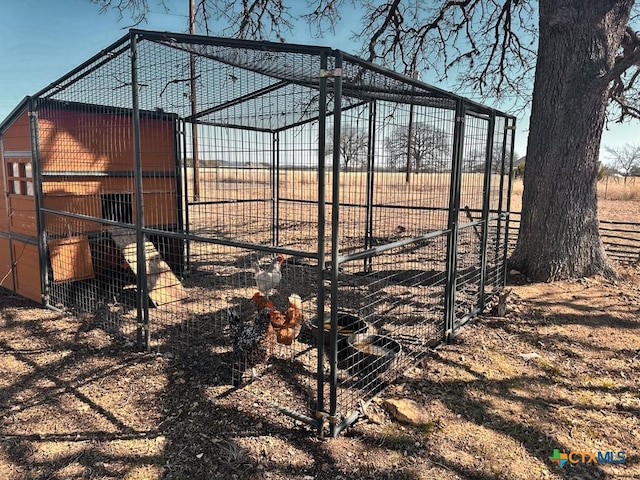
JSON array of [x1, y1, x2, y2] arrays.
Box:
[[0, 98, 185, 306]]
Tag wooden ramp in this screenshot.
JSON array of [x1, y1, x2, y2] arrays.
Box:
[[109, 228, 187, 307]]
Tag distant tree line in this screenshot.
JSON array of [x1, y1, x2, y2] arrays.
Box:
[[328, 124, 512, 175], [604, 142, 640, 183]]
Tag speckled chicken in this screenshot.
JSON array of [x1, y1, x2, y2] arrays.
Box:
[[229, 307, 274, 361]]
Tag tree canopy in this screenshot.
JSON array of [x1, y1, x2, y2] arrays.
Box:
[[93, 0, 640, 120]]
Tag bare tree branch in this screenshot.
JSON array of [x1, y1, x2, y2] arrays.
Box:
[[607, 26, 640, 121], [353, 0, 538, 109], [93, 0, 638, 120], [300, 0, 347, 36], [605, 142, 640, 180]]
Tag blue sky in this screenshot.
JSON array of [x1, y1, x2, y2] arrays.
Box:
[[1, 0, 637, 161]]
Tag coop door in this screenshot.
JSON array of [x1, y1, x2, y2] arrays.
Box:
[[48, 236, 95, 283], [3, 156, 36, 237], [101, 193, 133, 224]]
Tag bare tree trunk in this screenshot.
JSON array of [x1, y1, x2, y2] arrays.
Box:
[[510, 0, 634, 281]]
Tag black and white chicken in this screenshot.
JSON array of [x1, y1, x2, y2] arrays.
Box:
[[229, 307, 273, 360]]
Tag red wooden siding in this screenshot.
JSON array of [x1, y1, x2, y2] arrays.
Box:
[[38, 110, 176, 173], [48, 236, 95, 283], [0, 237, 14, 290], [1, 112, 31, 152], [12, 241, 41, 303]]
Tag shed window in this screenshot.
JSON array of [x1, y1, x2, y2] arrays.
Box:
[[6, 159, 33, 196]]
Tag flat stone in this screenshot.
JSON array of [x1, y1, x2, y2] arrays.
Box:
[[383, 398, 430, 426]]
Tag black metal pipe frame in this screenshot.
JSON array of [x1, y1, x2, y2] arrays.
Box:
[[444, 99, 466, 341], [328, 51, 344, 439], [32, 37, 131, 101], [12, 28, 520, 437], [38, 206, 317, 259], [29, 99, 49, 307], [364, 100, 377, 274], [502, 118, 517, 287], [136, 28, 515, 121], [174, 118, 185, 265], [477, 113, 496, 312], [41, 171, 177, 178], [272, 131, 280, 247], [493, 120, 509, 279], [314, 52, 329, 437], [181, 120, 193, 276], [130, 32, 150, 352], [338, 228, 451, 264]]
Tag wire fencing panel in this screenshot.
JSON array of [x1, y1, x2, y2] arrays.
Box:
[[35, 39, 143, 341], [30, 31, 514, 436]]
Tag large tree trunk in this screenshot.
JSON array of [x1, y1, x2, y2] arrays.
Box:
[[510, 0, 634, 281]]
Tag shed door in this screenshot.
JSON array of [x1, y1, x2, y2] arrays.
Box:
[[1, 151, 40, 301], [4, 155, 36, 237]]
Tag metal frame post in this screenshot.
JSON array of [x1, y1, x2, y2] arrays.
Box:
[[28, 98, 49, 307], [328, 51, 343, 438], [493, 118, 509, 280], [173, 117, 186, 276], [315, 51, 329, 436], [272, 131, 280, 247], [180, 119, 192, 276], [478, 113, 496, 311], [502, 117, 517, 286], [130, 32, 150, 351], [364, 101, 376, 273], [444, 99, 466, 341]]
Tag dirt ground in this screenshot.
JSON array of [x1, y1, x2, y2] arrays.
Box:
[[0, 257, 638, 480]]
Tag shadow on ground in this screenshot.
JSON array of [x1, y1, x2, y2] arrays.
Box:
[[0, 267, 638, 479]]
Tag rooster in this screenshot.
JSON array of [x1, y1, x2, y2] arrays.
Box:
[[253, 254, 284, 297], [252, 292, 275, 311]]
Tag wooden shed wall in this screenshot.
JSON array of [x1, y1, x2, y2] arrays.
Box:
[[0, 157, 7, 231], [1, 111, 31, 152], [12, 240, 41, 303], [42, 177, 178, 234], [38, 110, 176, 173], [0, 237, 14, 290], [37, 108, 179, 234]]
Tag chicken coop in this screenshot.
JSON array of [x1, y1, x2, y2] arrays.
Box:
[[0, 30, 515, 436]]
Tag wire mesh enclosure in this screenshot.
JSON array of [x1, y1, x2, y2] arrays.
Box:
[[21, 30, 515, 436]]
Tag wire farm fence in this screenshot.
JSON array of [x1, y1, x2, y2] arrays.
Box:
[[29, 30, 515, 436], [508, 213, 640, 263]]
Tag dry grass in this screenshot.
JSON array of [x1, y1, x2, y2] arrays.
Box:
[[598, 177, 640, 201], [202, 169, 640, 215], [507, 177, 640, 217]]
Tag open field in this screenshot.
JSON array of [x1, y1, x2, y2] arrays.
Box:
[[510, 177, 640, 221], [510, 178, 640, 262]]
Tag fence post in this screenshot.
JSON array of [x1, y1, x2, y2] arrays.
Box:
[[28, 98, 49, 307], [328, 51, 343, 438], [130, 31, 150, 351], [444, 100, 465, 341], [478, 113, 496, 312], [315, 50, 329, 437]]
